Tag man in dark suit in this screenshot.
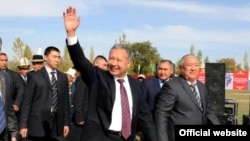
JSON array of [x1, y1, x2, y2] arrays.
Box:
[[63, 6, 157, 141], [142, 59, 174, 114], [0, 71, 19, 141], [69, 55, 108, 141], [154, 54, 220, 141], [19, 46, 70, 141], [0, 53, 25, 119]]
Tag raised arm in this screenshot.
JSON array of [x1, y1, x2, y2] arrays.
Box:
[[63, 6, 80, 38]]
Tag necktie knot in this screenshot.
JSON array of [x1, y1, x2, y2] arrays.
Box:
[[117, 79, 124, 84]]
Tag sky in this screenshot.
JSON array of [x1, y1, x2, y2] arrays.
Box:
[[0, 0, 250, 66]]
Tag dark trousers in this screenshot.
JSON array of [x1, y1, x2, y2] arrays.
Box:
[[0, 129, 8, 141], [27, 112, 63, 141]]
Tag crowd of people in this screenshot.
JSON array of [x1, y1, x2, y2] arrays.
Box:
[[0, 6, 221, 141]]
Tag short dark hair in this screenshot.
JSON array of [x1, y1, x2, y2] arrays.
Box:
[[93, 55, 107, 64], [44, 46, 60, 56]]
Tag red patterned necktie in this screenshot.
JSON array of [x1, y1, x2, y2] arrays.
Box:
[[117, 79, 131, 139]]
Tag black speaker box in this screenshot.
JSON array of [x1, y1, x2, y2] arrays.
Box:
[[205, 63, 225, 114], [243, 115, 250, 125]]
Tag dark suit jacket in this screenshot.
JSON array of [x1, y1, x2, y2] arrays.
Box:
[[0, 71, 19, 138], [142, 76, 161, 113], [67, 41, 157, 141], [72, 76, 88, 124], [5, 69, 25, 108], [154, 76, 220, 141], [20, 67, 69, 137]]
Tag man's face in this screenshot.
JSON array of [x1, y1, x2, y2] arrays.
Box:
[[180, 55, 200, 82], [32, 62, 44, 71], [44, 50, 61, 70], [157, 61, 173, 80], [19, 68, 29, 76], [0, 55, 8, 70], [94, 59, 107, 70], [107, 48, 131, 78]]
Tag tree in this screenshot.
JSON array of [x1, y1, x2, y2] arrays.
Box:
[[12, 37, 25, 61], [89, 47, 95, 63], [217, 58, 235, 72], [119, 33, 128, 45], [204, 56, 209, 63], [196, 50, 202, 64], [58, 46, 73, 72], [129, 41, 161, 75], [23, 45, 33, 60], [243, 51, 249, 71], [190, 44, 195, 55]]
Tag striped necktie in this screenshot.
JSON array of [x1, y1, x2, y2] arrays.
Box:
[[190, 84, 203, 110], [0, 95, 6, 133], [51, 72, 58, 112], [117, 79, 131, 139]]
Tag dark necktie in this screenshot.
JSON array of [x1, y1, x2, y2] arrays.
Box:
[[51, 72, 58, 112], [0, 96, 6, 133], [117, 79, 131, 139], [190, 84, 203, 110]]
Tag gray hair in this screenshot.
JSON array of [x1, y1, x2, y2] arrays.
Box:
[[109, 44, 132, 61], [179, 54, 197, 67]]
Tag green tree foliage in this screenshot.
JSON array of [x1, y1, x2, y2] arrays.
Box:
[[119, 33, 128, 45], [129, 41, 160, 75], [12, 37, 25, 61], [10, 38, 33, 71], [197, 50, 202, 64], [217, 58, 236, 72], [243, 51, 249, 71], [204, 56, 209, 63], [23, 45, 33, 60], [89, 47, 95, 63], [58, 46, 73, 72], [190, 44, 195, 55]]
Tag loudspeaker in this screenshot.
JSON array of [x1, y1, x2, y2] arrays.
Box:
[[205, 63, 225, 114], [243, 115, 250, 125], [217, 114, 237, 125]]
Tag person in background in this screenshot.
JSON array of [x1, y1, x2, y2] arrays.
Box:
[[154, 54, 220, 141], [17, 57, 30, 84], [64, 6, 157, 141], [19, 46, 70, 141], [0, 71, 19, 141], [31, 55, 44, 72], [137, 74, 145, 82], [69, 55, 108, 141], [92, 55, 108, 71], [142, 59, 174, 114], [64, 67, 76, 127], [0, 53, 25, 116]]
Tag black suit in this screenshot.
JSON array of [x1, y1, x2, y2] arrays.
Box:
[[68, 76, 89, 141], [5, 69, 25, 110], [0, 71, 19, 140], [154, 76, 220, 141], [20, 67, 69, 140], [67, 41, 157, 141]]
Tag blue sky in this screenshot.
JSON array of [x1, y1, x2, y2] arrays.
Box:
[[0, 0, 250, 66]]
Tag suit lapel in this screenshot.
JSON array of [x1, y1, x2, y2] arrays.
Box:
[[179, 77, 203, 111], [153, 76, 161, 92], [41, 68, 52, 89], [197, 82, 206, 111], [56, 70, 61, 96], [128, 76, 137, 119], [106, 72, 116, 104]]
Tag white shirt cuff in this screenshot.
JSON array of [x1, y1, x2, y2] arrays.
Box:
[[67, 36, 78, 45]]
